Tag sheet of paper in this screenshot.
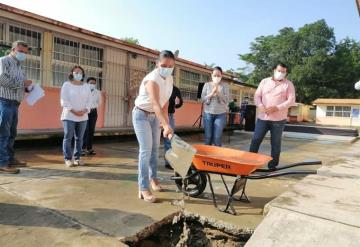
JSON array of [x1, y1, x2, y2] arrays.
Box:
[[26, 84, 45, 106]]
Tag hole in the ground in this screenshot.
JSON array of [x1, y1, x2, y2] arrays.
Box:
[[121, 211, 253, 247]]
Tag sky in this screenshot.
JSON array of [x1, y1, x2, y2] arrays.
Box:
[[1, 0, 359, 71]]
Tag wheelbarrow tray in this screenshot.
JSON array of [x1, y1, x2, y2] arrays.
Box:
[[192, 144, 272, 176], [171, 142, 321, 215]]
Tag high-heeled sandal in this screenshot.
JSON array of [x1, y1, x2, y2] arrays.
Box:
[[138, 190, 156, 203], [150, 179, 163, 192]]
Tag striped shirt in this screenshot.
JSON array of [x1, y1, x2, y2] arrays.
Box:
[[0, 55, 26, 102], [201, 81, 230, 115]]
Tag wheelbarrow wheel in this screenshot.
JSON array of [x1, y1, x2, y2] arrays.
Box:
[[174, 166, 207, 197]]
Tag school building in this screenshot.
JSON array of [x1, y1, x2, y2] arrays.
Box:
[[0, 3, 256, 132], [313, 98, 360, 127]]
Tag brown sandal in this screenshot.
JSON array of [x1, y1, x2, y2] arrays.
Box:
[[150, 179, 162, 192], [138, 190, 156, 203]]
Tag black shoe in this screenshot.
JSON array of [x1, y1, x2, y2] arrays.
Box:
[[81, 150, 86, 156], [165, 164, 173, 170], [0, 167, 20, 174], [268, 164, 278, 170], [87, 150, 96, 156]]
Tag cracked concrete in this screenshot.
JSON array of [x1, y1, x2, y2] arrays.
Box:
[[0, 132, 357, 246]]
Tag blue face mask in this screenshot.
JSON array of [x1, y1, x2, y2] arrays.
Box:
[[15, 52, 26, 62], [159, 67, 174, 78], [73, 73, 83, 81]]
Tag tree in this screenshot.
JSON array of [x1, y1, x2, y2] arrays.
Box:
[[122, 37, 140, 45], [239, 19, 360, 104], [204, 62, 216, 68]]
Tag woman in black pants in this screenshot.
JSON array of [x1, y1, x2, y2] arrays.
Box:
[[82, 77, 101, 155]]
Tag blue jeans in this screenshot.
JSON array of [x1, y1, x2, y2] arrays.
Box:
[[83, 109, 98, 151], [0, 99, 19, 167], [203, 112, 227, 146], [164, 113, 175, 165], [62, 120, 87, 161], [249, 119, 286, 167], [132, 108, 160, 191]]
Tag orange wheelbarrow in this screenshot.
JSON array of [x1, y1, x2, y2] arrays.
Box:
[[167, 140, 322, 215]]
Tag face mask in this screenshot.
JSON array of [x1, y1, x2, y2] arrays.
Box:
[[89, 84, 96, 90], [15, 51, 26, 62], [274, 71, 286, 81], [159, 67, 174, 78], [212, 76, 222, 84], [73, 73, 83, 81]]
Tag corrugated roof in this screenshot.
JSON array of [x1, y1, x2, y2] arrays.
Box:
[[313, 98, 360, 105]]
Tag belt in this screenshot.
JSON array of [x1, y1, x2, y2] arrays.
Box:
[[0, 97, 20, 106], [135, 106, 155, 115]]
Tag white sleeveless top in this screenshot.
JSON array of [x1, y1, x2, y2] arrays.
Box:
[[134, 68, 173, 112]]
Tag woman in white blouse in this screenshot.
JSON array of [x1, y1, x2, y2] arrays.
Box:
[[133, 50, 174, 203], [60, 66, 91, 167]]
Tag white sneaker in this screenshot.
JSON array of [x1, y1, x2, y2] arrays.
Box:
[[65, 160, 74, 168], [74, 160, 85, 166]]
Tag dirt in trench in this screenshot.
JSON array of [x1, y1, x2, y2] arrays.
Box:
[[122, 211, 253, 247]]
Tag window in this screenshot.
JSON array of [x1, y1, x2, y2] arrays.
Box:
[[179, 69, 210, 101], [52, 36, 103, 87], [231, 89, 239, 101], [0, 23, 9, 57], [242, 92, 254, 103], [147, 60, 156, 72], [0, 23, 4, 43], [81, 44, 103, 68], [8, 24, 42, 84], [53, 37, 79, 63], [326, 106, 351, 118]]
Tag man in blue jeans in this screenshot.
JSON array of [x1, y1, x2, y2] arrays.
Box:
[[249, 63, 296, 169], [0, 40, 32, 174], [164, 85, 183, 169]]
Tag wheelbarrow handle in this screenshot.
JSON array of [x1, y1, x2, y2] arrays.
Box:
[[255, 160, 322, 172], [245, 170, 317, 179]]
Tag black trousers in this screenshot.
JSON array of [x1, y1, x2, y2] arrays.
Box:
[[83, 109, 98, 151]]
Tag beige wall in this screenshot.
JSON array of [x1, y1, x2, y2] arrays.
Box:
[[315, 104, 360, 127], [0, 10, 257, 130]]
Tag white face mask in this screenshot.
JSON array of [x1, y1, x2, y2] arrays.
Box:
[[89, 84, 96, 90], [73, 72, 83, 81], [212, 76, 222, 84], [274, 71, 286, 81], [159, 67, 174, 78]]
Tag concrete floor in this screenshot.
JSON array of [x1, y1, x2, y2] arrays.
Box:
[[0, 132, 356, 246]]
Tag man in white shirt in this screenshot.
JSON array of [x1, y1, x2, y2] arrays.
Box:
[[354, 80, 360, 91], [82, 77, 101, 155]]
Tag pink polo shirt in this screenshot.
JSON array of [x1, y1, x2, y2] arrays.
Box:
[[254, 77, 296, 121]]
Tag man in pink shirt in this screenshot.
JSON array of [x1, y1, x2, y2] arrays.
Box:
[[249, 63, 296, 169]]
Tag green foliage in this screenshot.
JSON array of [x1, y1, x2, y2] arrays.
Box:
[[239, 20, 360, 104], [122, 37, 140, 45]]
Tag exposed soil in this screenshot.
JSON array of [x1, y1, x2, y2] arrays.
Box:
[[122, 211, 253, 247]]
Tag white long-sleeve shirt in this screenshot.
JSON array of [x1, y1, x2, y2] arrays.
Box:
[[60, 81, 91, 122], [89, 88, 101, 109], [355, 80, 360, 91]]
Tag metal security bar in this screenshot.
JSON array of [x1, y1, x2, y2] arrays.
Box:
[[52, 36, 104, 87], [0, 21, 43, 84], [179, 69, 211, 101]]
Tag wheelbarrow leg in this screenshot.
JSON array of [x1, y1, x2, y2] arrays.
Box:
[[220, 175, 237, 215], [206, 173, 218, 209], [233, 178, 251, 203], [206, 173, 237, 215]]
